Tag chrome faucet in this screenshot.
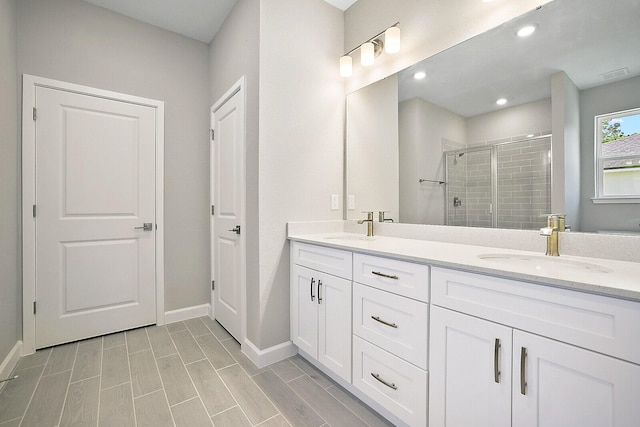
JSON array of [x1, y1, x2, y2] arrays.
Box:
[[358, 211, 374, 237], [540, 214, 566, 256], [378, 211, 394, 223]]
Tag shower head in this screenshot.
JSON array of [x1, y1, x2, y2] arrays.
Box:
[[458, 152, 465, 157]]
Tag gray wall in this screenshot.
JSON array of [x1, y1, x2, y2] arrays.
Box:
[[17, 0, 211, 311], [208, 0, 261, 345], [580, 75, 640, 233], [0, 0, 19, 365]]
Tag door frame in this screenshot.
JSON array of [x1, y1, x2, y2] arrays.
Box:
[[21, 74, 165, 355], [210, 75, 247, 346]]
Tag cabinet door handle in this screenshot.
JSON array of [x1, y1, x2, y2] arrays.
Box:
[[372, 271, 399, 280], [494, 338, 501, 383], [310, 278, 315, 302], [520, 347, 528, 395], [371, 316, 398, 328], [371, 372, 398, 390], [318, 280, 323, 304]]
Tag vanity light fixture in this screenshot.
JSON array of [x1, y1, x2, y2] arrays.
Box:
[[517, 25, 537, 37], [414, 71, 427, 80], [339, 22, 400, 77], [496, 98, 507, 106]]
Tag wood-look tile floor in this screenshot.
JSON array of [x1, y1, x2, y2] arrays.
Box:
[[0, 317, 393, 427]]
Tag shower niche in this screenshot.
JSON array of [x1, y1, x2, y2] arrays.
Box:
[[445, 136, 552, 230]]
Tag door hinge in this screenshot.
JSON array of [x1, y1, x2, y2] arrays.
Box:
[[211, 205, 214, 215], [33, 301, 36, 314], [32, 205, 36, 218], [210, 129, 214, 140], [33, 107, 37, 121], [211, 280, 215, 291]]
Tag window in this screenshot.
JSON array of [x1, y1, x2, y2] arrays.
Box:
[[594, 108, 640, 203]]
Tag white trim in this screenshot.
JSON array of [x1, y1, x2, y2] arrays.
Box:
[[242, 339, 298, 369], [0, 341, 22, 393], [164, 303, 212, 324], [21, 74, 165, 354], [591, 197, 640, 204], [211, 76, 247, 347]]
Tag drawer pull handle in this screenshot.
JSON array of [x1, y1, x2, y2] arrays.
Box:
[[318, 280, 323, 304], [371, 316, 398, 328], [372, 271, 399, 280], [310, 278, 315, 302], [520, 347, 528, 395], [371, 372, 398, 390], [494, 338, 501, 383]]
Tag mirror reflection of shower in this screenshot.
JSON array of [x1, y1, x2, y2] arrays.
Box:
[[444, 135, 552, 229]]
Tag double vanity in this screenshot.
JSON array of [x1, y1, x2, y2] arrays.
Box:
[[288, 223, 640, 427]]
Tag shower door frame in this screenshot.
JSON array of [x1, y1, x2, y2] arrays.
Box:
[[444, 134, 552, 228]]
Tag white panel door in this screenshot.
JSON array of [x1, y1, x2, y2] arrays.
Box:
[[212, 88, 244, 342], [429, 306, 512, 427], [513, 330, 640, 427], [35, 87, 157, 348], [318, 272, 352, 382]]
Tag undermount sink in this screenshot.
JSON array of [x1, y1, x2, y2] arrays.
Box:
[[477, 253, 612, 274], [324, 234, 376, 241]]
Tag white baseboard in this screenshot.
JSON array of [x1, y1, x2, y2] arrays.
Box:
[[0, 341, 22, 392], [242, 339, 298, 369], [164, 303, 211, 324]]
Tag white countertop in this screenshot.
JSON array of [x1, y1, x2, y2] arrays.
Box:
[[288, 231, 640, 302]]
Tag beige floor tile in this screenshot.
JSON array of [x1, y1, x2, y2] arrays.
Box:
[[146, 325, 177, 359], [217, 365, 278, 425], [156, 354, 197, 406], [289, 356, 335, 389], [71, 339, 102, 383], [101, 345, 130, 389], [98, 382, 135, 427], [166, 321, 187, 334], [252, 370, 324, 427], [211, 406, 251, 427], [126, 328, 151, 354], [201, 317, 232, 341], [171, 397, 213, 427], [60, 376, 100, 427], [134, 389, 173, 427], [171, 330, 206, 364], [21, 370, 71, 427], [13, 349, 50, 372], [196, 334, 235, 369], [43, 342, 77, 376], [221, 339, 268, 376], [129, 349, 163, 397], [184, 318, 210, 337], [269, 358, 304, 382], [326, 384, 394, 427], [0, 365, 44, 423], [103, 332, 125, 349], [185, 360, 236, 416]]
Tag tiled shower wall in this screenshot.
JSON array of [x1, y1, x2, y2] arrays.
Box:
[[496, 137, 551, 229], [446, 137, 551, 230]]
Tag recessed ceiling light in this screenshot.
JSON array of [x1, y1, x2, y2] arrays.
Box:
[[517, 25, 537, 37], [496, 98, 507, 106], [414, 71, 427, 80], [527, 134, 534, 138]]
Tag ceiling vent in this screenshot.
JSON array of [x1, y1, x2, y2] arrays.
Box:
[[599, 67, 630, 81]]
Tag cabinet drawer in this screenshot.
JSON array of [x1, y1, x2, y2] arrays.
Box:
[[291, 241, 352, 280], [353, 283, 428, 369], [432, 267, 640, 364], [353, 253, 429, 302], [353, 336, 427, 427]]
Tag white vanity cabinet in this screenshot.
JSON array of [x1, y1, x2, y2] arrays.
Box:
[[430, 267, 640, 427], [290, 242, 352, 382], [352, 253, 429, 427]]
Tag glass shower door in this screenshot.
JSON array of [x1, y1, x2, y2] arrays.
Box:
[[445, 148, 492, 227]]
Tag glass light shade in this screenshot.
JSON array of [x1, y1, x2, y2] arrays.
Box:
[[361, 42, 375, 66], [340, 55, 352, 77], [385, 26, 401, 54]]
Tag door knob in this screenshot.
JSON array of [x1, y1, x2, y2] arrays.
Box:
[[229, 225, 241, 235], [134, 223, 153, 231]]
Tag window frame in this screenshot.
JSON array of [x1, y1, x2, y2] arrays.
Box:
[[593, 107, 640, 204]]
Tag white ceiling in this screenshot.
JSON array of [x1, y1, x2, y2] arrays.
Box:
[[398, 0, 640, 118], [83, 0, 358, 44]]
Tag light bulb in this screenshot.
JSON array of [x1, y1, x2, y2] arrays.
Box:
[[517, 25, 536, 37], [361, 42, 375, 66], [340, 55, 352, 77], [414, 71, 426, 80], [496, 98, 507, 106], [384, 26, 401, 54]]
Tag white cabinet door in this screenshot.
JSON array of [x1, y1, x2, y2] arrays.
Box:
[[291, 264, 318, 357], [429, 306, 512, 427], [513, 330, 640, 427], [318, 273, 352, 382]]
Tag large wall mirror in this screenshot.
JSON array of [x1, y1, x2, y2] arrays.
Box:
[[346, 0, 640, 233]]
